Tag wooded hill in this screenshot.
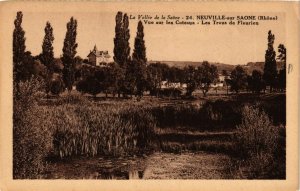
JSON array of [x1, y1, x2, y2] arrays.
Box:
[[148, 61, 284, 74]]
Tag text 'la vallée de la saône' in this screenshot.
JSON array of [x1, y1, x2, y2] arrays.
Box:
[[129, 14, 278, 25]]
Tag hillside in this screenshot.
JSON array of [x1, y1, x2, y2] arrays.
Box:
[[148, 61, 284, 74], [245, 62, 284, 74], [148, 61, 236, 72]]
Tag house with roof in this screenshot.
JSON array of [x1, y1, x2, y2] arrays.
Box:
[[87, 45, 111, 67]]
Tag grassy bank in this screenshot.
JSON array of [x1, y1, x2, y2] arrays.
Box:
[[13, 81, 286, 179]]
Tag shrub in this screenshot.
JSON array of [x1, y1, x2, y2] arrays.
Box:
[[233, 105, 282, 178], [50, 78, 64, 95], [76, 76, 102, 97], [235, 105, 279, 158], [13, 78, 52, 179]]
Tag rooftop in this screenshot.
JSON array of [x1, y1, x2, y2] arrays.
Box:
[[87, 45, 110, 58]]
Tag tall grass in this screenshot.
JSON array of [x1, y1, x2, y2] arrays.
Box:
[[50, 102, 156, 158]]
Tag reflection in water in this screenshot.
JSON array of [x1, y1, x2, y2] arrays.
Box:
[[129, 170, 144, 179], [99, 166, 145, 179]]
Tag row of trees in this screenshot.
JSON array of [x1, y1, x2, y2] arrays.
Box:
[[13, 11, 78, 97], [13, 11, 286, 100], [13, 11, 151, 98], [76, 61, 217, 97], [263, 31, 286, 92]]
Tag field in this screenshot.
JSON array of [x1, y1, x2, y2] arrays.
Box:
[[13, 87, 286, 179]]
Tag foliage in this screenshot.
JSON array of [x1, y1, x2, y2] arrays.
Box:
[[150, 100, 243, 130], [109, 62, 126, 96], [77, 64, 125, 97], [134, 59, 148, 97], [167, 66, 185, 83], [13, 11, 26, 84], [233, 105, 283, 178], [158, 88, 182, 98], [197, 61, 218, 96], [236, 105, 278, 157], [230, 65, 247, 93], [263, 30, 277, 92], [76, 75, 102, 97], [13, 77, 52, 179], [50, 77, 64, 95], [277, 44, 286, 91], [113, 12, 131, 96], [62, 17, 78, 92], [40, 22, 55, 72], [132, 21, 147, 63], [16, 52, 47, 82], [146, 63, 163, 96], [123, 61, 136, 96], [184, 65, 197, 97], [248, 70, 265, 93], [113, 12, 124, 66], [40, 22, 55, 95], [222, 70, 230, 94], [53, 58, 64, 73], [132, 21, 148, 97]]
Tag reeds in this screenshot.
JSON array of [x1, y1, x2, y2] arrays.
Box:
[[51, 102, 156, 158]]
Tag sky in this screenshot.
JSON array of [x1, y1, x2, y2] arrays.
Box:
[[21, 12, 285, 65]]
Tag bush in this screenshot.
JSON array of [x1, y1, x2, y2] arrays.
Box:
[[233, 105, 283, 178], [235, 105, 279, 158], [13, 78, 52, 179], [50, 78, 64, 95], [76, 76, 102, 97]]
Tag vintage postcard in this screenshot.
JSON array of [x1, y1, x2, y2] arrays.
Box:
[[0, 1, 299, 191]]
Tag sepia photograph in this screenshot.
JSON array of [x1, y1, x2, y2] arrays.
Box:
[[0, 1, 299, 191]]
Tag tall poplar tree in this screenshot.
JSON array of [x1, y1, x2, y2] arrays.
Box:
[[13, 11, 26, 84], [113, 12, 123, 66], [40, 22, 55, 95], [132, 21, 147, 63], [62, 17, 78, 92], [40, 22, 55, 72], [113, 12, 131, 96], [132, 21, 147, 97], [263, 30, 277, 92], [113, 12, 131, 67], [122, 13, 131, 67], [122, 13, 134, 95]]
